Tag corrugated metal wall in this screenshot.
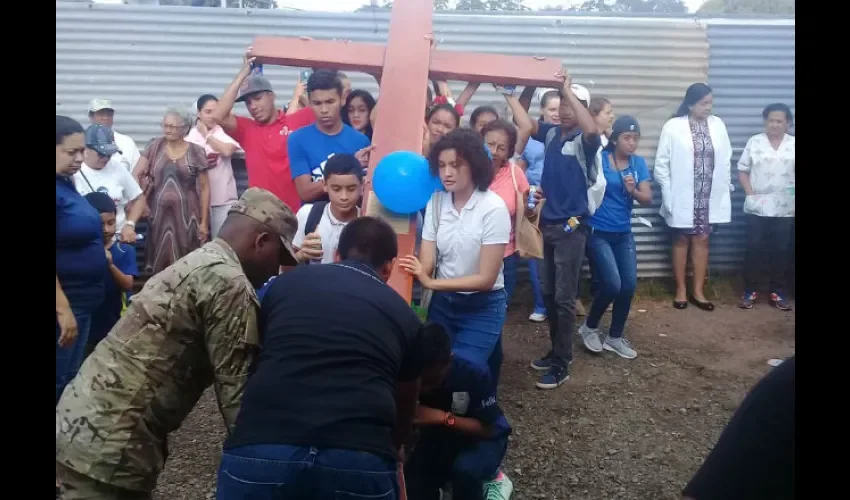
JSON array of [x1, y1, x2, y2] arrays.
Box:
[[56, 3, 795, 278], [705, 20, 796, 272]]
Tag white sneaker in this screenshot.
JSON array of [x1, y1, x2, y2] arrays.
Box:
[[578, 323, 603, 353], [603, 336, 638, 359], [483, 471, 514, 499], [528, 312, 547, 323]]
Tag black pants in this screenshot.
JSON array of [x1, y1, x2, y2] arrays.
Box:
[[744, 215, 793, 293], [404, 428, 507, 500]]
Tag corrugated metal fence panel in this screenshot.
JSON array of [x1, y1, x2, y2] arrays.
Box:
[[56, 3, 793, 278], [705, 20, 795, 272]]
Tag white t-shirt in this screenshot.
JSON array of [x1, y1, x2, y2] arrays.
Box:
[[112, 130, 141, 173], [293, 203, 360, 264], [73, 160, 144, 232], [737, 133, 795, 218], [422, 189, 511, 293]]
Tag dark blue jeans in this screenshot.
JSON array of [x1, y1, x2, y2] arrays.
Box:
[[404, 429, 508, 500], [487, 253, 519, 391], [217, 444, 399, 500], [427, 289, 506, 367], [55, 307, 92, 406], [585, 231, 637, 339]]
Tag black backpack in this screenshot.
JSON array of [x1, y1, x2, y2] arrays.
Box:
[[301, 201, 328, 265]]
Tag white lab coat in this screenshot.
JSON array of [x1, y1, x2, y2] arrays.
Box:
[[654, 115, 732, 228]]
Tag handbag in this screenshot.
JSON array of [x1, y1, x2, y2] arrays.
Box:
[[419, 192, 442, 311], [510, 164, 544, 259]]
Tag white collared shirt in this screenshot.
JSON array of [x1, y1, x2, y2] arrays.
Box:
[[112, 130, 141, 173], [737, 133, 795, 218], [422, 189, 511, 293], [293, 203, 360, 264]]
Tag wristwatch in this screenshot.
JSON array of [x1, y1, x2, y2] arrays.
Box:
[[443, 411, 456, 428]]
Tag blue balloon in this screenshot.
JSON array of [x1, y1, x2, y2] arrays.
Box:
[[373, 151, 438, 214]]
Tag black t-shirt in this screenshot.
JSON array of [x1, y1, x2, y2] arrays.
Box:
[[683, 356, 795, 500], [225, 260, 423, 461]]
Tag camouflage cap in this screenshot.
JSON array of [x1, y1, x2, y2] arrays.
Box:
[[229, 187, 299, 266]]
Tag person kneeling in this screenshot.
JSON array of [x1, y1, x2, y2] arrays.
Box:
[[405, 334, 514, 500]]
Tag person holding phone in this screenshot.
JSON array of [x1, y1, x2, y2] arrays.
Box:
[[578, 116, 652, 360]]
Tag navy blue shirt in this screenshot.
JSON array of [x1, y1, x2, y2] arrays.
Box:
[[420, 357, 511, 438], [56, 176, 108, 311], [589, 153, 651, 233], [227, 260, 424, 461], [89, 242, 138, 345], [535, 123, 601, 225]]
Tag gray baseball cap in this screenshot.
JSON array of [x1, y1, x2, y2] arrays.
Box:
[[85, 124, 122, 157], [88, 98, 115, 113], [236, 75, 274, 103]]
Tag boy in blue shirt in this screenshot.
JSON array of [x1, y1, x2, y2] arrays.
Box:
[[289, 69, 373, 204], [405, 324, 514, 500], [83, 192, 138, 357], [515, 71, 606, 390]]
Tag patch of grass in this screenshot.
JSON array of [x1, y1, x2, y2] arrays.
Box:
[[578, 273, 744, 303]]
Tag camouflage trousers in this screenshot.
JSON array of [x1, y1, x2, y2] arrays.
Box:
[[56, 463, 152, 500]]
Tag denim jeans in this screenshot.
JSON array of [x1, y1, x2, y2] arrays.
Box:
[[585, 230, 637, 339], [217, 444, 399, 500], [487, 253, 519, 390], [527, 258, 547, 315], [427, 289, 507, 367], [404, 429, 508, 500], [56, 307, 93, 405], [541, 224, 588, 368]]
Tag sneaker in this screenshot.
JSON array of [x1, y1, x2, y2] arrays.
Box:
[[738, 291, 757, 309], [483, 471, 514, 500], [530, 356, 552, 371], [603, 336, 638, 359], [528, 311, 547, 323], [536, 365, 569, 389], [769, 292, 792, 311], [578, 323, 603, 353]]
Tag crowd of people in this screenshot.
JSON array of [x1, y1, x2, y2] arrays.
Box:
[[55, 44, 795, 500]]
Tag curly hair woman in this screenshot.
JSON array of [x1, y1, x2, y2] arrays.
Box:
[[400, 128, 511, 368]]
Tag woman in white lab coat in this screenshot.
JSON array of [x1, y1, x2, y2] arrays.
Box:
[[654, 83, 732, 311]]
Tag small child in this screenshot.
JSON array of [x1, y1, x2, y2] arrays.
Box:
[[84, 192, 138, 357]]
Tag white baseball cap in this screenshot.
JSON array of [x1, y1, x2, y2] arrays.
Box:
[[88, 98, 114, 113], [570, 84, 591, 104]]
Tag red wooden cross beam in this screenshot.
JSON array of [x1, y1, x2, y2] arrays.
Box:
[[250, 0, 563, 302]]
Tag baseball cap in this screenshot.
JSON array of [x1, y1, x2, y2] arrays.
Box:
[[229, 187, 299, 266], [88, 98, 115, 113], [236, 75, 274, 103], [570, 84, 591, 105], [85, 124, 122, 157], [610, 116, 641, 145]]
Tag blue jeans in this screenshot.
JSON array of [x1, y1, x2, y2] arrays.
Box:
[[585, 231, 637, 339], [404, 429, 508, 500], [487, 254, 519, 390], [217, 445, 399, 500], [427, 289, 506, 367], [527, 258, 547, 315], [56, 308, 92, 406]]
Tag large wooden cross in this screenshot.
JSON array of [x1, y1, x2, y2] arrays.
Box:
[[252, 0, 562, 302]]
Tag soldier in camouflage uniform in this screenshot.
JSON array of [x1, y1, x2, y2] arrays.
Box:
[[56, 187, 299, 500]]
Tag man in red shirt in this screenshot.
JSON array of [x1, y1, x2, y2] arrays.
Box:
[[214, 49, 315, 212]]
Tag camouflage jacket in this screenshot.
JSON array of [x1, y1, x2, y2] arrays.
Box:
[[56, 239, 260, 492]]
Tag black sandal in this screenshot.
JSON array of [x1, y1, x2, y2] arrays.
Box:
[[689, 296, 715, 311], [673, 300, 688, 310]]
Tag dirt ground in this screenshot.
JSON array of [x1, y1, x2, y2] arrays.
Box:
[[153, 286, 795, 500]]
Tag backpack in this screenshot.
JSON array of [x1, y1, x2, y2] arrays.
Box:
[[301, 201, 329, 265], [544, 127, 607, 215], [304, 201, 329, 237]]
